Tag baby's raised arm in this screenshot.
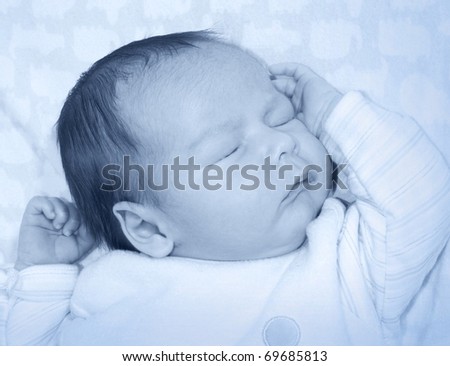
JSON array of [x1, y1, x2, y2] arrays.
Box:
[[271, 63, 450, 333]]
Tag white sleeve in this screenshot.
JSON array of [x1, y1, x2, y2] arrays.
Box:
[[1, 264, 78, 345], [321, 92, 450, 326]]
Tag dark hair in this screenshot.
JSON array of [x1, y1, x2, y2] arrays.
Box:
[[56, 30, 217, 251]]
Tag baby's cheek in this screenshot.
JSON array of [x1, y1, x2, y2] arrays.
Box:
[[278, 119, 309, 139]]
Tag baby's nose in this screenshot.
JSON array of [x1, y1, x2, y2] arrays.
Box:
[[273, 131, 297, 162]]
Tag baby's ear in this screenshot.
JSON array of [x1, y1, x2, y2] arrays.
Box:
[[113, 201, 174, 258]]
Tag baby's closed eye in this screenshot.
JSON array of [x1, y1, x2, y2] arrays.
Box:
[[221, 146, 239, 160]]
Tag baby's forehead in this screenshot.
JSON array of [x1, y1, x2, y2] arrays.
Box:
[[121, 45, 264, 104], [116, 43, 273, 154], [127, 42, 267, 94]]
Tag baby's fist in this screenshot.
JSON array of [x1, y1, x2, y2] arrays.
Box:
[[269, 63, 342, 135], [16, 196, 95, 270]]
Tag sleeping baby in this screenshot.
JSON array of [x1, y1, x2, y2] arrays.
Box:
[[2, 31, 449, 345]]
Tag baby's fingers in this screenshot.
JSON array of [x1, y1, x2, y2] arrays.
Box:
[[55, 219, 94, 264], [269, 63, 315, 81], [271, 77, 303, 112], [271, 78, 296, 98], [26, 196, 56, 220], [60, 200, 81, 237], [48, 197, 71, 230]]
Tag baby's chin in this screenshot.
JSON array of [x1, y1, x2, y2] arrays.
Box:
[[266, 232, 306, 258], [269, 237, 307, 259]]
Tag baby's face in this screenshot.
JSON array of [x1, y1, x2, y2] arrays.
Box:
[[132, 46, 330, 260]]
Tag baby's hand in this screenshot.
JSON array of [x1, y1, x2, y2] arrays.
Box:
[[16, 196, 95, 270], [269, 63, 342, 134]]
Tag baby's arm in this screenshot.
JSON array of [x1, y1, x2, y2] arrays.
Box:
[[3, 197, 94, 345], [271, 64, 450, 326]]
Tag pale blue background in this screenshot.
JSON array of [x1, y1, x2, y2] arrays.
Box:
[[0, 0, 449, 265]]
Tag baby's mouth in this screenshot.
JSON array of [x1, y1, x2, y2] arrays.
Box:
[[286, 176, 302, 191], [284, 168, 320, 196], [286, 170, 308, 191], [281, 174, 305, 205]]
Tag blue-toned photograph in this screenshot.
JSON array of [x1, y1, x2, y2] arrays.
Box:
[[0, 0, 449, 347]]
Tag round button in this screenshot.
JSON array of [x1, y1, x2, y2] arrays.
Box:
[[263, 316, 301, 346]]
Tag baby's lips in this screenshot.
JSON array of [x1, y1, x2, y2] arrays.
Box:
[[287, 170, 312, 190], [280, 167, 304, 191]]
